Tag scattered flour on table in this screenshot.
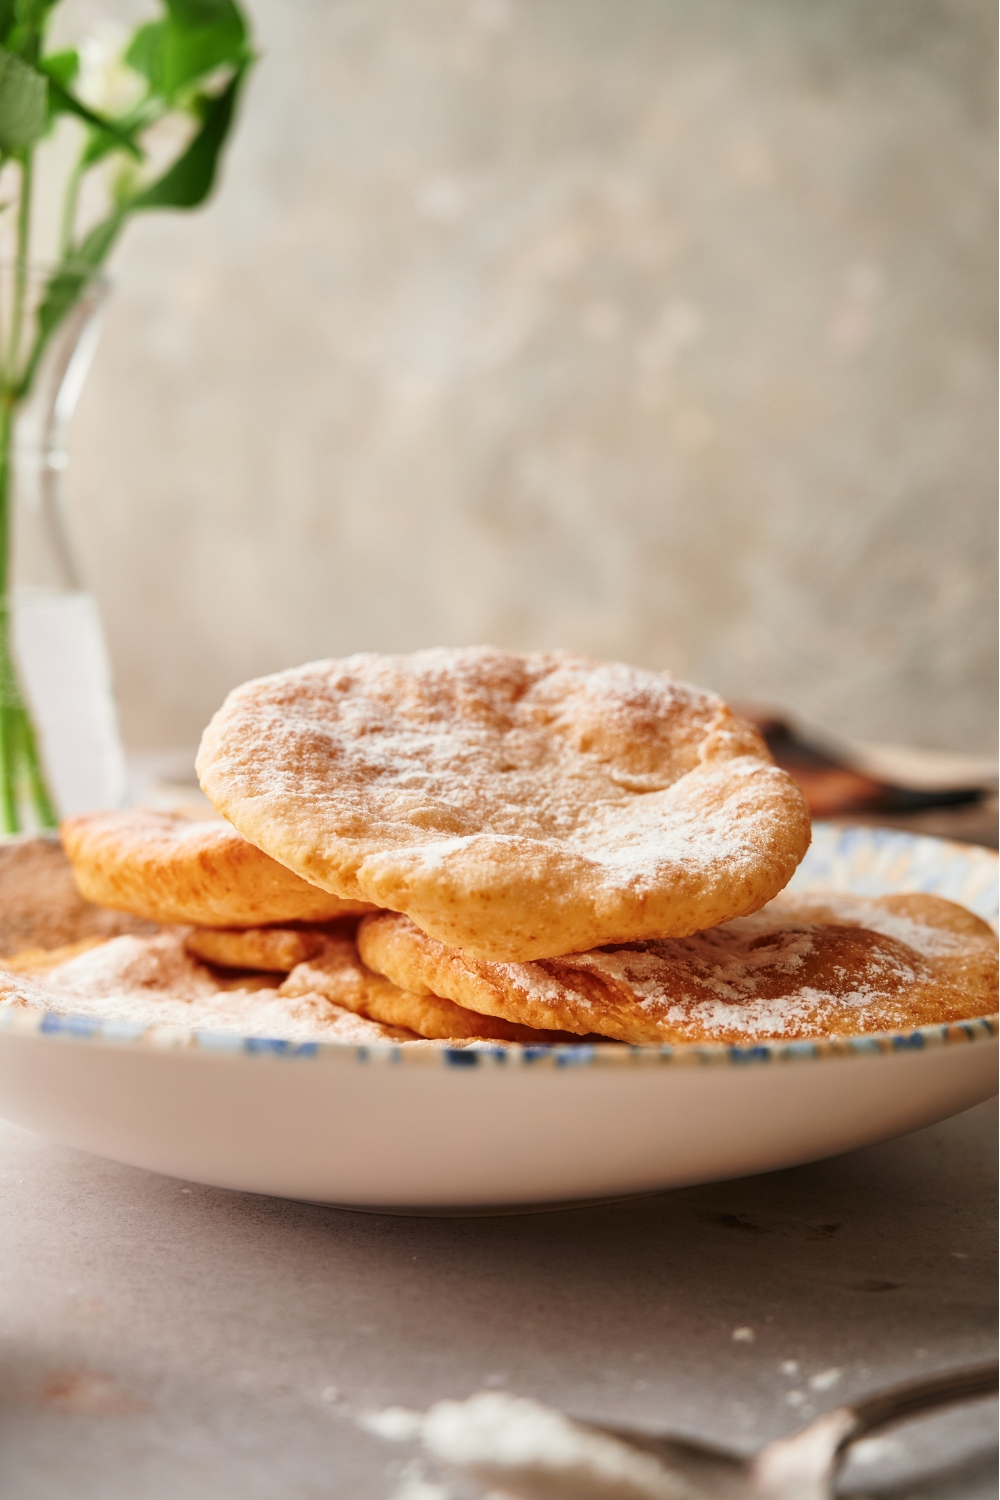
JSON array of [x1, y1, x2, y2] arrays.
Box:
[[363, 1391, 690, 1500]]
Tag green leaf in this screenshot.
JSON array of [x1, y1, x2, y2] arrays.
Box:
[[0, 46, 45, 148], [167, 0, 243, 26], [127, 0, 245, 101], [6, 0, 57, 61], [125, 21, 165, 91], [15, 216, 122, 397], [12, 0, 52, 30], [0, 1, 16, 49], [131, 65, 246, 211], [38, 45, 75, 86], [70, 210, 125, 267], [44, 74, 143, 158], [13, 1, 252, 398], [164, 25, 243, 96]]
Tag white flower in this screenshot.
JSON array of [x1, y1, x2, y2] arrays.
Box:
[[76, 23, 146, 117]]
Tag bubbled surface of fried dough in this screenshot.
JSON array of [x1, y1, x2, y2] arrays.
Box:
[[60, 809, 376, 929], [196, 648, 811, 961], [357, 893, 998, 1046], [279, 937, 585, 1043]]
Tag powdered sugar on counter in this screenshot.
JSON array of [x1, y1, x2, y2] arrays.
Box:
[[362, 1391, 694, 1500]]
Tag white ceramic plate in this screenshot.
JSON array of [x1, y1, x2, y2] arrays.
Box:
[[0, 824, 995, 1211]]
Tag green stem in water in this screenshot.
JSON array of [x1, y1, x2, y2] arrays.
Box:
[[0, 152, 9, 363], [0, 149, 59, 829], [0, 673, 18, 834], [7, 152, 33, 383], [0, 360, 58, 832], [18, 699, 57, 826], [0, 399, 10, 591], [59, 155, 85, 260]]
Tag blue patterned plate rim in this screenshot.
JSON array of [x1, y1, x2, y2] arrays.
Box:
[[0, 824, 995, 1069], [0, 1002, 995, 1069]]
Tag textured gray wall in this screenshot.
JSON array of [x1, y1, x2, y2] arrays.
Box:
[[64, 0, 996, 750]]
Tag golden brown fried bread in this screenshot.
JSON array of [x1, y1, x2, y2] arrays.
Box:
[[357, 893, 998, 1045], [0, 926, 579, 1046], [61, 809, 376, 928], [0, 929, 414, 1044], [279, 937, 586, 1043], [184, 926, 326, 971], [196, 648, 811, 960]]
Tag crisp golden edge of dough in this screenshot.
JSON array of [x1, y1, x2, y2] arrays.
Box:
[[278, 937, 588, 1043], [183, 926, 327, 972], [357, 897, 999, 1045], [60, 810, 378, 928], [358, 914, 600, 1036]]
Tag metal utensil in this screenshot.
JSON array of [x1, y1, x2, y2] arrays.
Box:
[[406, 1361, 997, 1500]]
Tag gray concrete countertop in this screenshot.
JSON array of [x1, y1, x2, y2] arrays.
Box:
[[0, 1102, 996, 1499]]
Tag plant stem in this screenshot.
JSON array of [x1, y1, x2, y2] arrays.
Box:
[[0, 402, 58, 833], [0, 684, 18, 834], [0, 406, 21, 833], [59, 155, 84, 259], [0, 401, 11, 831], [0, 154, 59, 832], [7, 152, 33, 382], [0, 153, 10, 364], [18, 700, 57, 826], [0, 399, 10, 593]]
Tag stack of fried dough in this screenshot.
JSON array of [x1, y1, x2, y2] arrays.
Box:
[[3, 649, 996, 1046]]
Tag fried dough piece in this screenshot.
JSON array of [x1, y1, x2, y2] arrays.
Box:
[[0, 929, 413, 1044], [184, 926, 326, 972], [61, 809, 376, 928], [196, 648, 810, 961], [0, 927, 577, 1047], [357, 893, 998, 1046], [278, 938, 586, 1043]]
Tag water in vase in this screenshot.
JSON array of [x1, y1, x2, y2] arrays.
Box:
[[1, 265, 129, 827], [13, 588, 128, 818]]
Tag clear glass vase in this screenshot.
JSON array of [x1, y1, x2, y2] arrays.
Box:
[[1, 262, 127, 828]]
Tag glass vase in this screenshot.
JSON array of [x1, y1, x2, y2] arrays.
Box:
[[0, 262, 127, 829]]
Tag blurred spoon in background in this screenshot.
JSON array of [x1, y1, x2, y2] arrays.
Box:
[[366, 1361, 997, 1500]]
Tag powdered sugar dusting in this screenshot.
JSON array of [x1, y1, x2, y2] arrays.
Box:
[[6, 932, 406, 1043], [449, 889, 995, 1044], [42, 932, 221, 1004], [566, 921, 923, 1039], [197, 647, 810, 961], [495, 963, 579, 1007], [776, 893, 972, 958], [209, 650, 724, 841]]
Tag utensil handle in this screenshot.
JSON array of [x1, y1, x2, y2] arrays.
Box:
[[841, 1361, 998, 1450]]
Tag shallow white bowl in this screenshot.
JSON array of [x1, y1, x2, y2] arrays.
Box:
[[0, 824, 995, 1210]]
